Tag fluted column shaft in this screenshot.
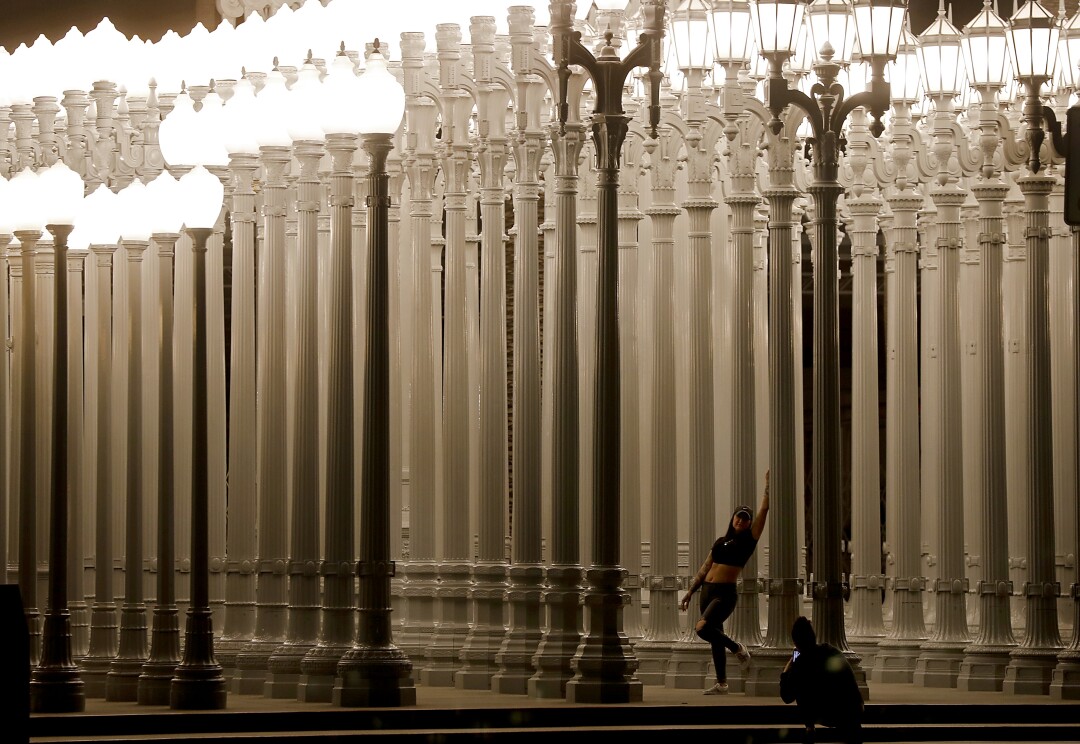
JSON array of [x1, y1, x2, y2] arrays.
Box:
[[915, 173, 970, 689], [528, 123, 585, 700], [960, 179, 1016, 691], [265, 143, 320, 700], [30, 223, 85, 713], [333, 132, 417, 709], [234, 151, 288, 694], [296, 139, 354, 703], [1004, 174, 1063, 695], [425, 27, 472, 689], [494, 88, 546, 692], [106, 238, 148, 702], [16, 232, 41, 664], [0, 236, 8, 592], [219, 156, 259, 677], [81, 242, 118, 695], [847, 195, 885, 640], [724, 161, 761, 660], [64, 251, 88, 658], [137, 233, 181, 706], [872, 189, 927, 683], [762, 163, 801, 649], [397, 47, 439, 667], [639, 130, 680, 685], [1051, 227, 1080, 699], [457, 113, 510, 689]]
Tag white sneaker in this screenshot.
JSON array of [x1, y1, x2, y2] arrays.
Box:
[[703, 682, 729, 695], [735, 643, 752, 668]]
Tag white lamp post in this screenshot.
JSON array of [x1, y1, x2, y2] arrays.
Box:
[[335, 40, 415, 708], [29, 161, 85, 713], [1004, 0, 1065, 696], [137, 171, 185, 705], [11, 167, 45, 666], [170, 164, 227, 710], [78, 184, 122, 697], [105, 179, 155, 703]]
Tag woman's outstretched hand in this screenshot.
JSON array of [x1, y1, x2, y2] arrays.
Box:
[[679, 593, 691, 611]]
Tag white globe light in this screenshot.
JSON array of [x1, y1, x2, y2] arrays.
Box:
[[117, 180, 154, 241], [286, 59, 327, 142], [80, 186, 120, 245], [38, 161, 85, 226], [9, 168, 45, 233], [146, 171, 185, 234], [159, 91, 197, 167], [222, 76, 261, 154], [251, 67, 292, 147], [322, 50, 364, 135], [178, 166, 224, 229], [355, 45, 405, 135]]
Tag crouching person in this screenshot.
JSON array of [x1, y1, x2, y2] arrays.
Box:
[[779, 616, 864, 744]]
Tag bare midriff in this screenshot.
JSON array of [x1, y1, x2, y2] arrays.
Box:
[[705, 563, 741, 584]]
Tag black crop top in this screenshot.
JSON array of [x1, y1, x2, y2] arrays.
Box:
[[710, 532, 758, 568]]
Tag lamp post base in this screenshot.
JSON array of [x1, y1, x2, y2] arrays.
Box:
[[1004, 648, 1060, 696], [334, 647, 416, 707], [958, 645, 1015, 692], [1050, 650, 1080, 700], [170, 610, 226, 710], [30, 613, 85, 713]]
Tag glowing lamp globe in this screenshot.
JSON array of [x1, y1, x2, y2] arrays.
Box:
[[80, 186, 120, 245], [222, 77, 261, 155], [355, 44, 405, 135], [116, 181, 154, 241], [178, 166, 225, 229], [146, 171, 185, 234], [39, 161, 85, 227], [9, 168, 46, 233], [321, 49, 364, 136]]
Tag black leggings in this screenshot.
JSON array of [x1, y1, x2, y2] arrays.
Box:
[[696, 581, 740, 682]]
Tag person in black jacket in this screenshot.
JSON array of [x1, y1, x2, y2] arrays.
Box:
[[780, 616, 864, 744]]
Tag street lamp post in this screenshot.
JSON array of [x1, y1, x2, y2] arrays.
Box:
[[170, 165, 227, 710], [752, 0, 907, 671], [137, 172, 185, 706], [29, 161, 86, 713], [1002, 0, 1065, 696], [549, 0, 665, 704], [334, 40, 416, 708]]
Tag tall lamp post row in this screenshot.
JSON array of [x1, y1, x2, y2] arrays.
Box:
[[21, 37, 410, 712]]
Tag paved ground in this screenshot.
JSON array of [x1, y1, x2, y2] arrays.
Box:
[[67, 680, 1076, 716]]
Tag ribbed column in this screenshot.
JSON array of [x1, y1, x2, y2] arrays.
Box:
[[1002, 184, 1029, 636], [576, 146, 597, 564], [494, 12, 545, 691], [872, 190, 927, 683], [398, 34, 439, 669], [458, 24, 510, 686], [232, 150, 288, 694], [528, 122, 585, 699], [65, 250, 89, 660], [745, 140, 803, 697], [218, 159, 258, 681], [14, 233, 41, 665], [264, 143, 320, 699], [915, 173, 970, 686], [959, 181, 1016, 691], [296, 139, 354, 703], [81, 241, 118, 696], [136, 233, 181, 706], [1051, 227, 1080, 699], [618, 133, 645, 643], [29, 223, 85, 713], [204, 176, 229, 636], [0, 236, 8, 592], [637, 130, 680, 685], [847, 194, 886, 647], [635, 126, 678, 678], [106, 238, 148, 702], [425, 25, 473, 687], [724, 154, 762, 690], [1004, 174, 1063, 695]]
